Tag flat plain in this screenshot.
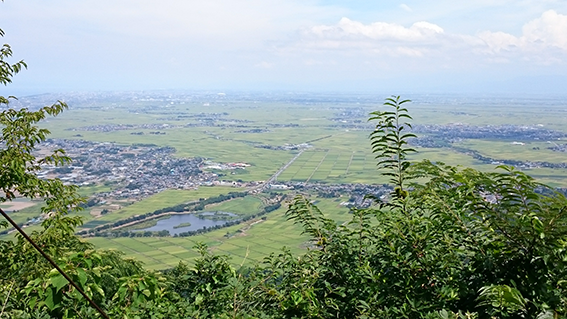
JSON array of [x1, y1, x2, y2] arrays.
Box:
[[38, 95, 567, 186], [86, 197, 350, 269], [3, 92, 566, 268]]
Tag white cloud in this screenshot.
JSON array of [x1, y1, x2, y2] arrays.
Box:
[[291, 10, 567, 65], [399, 4, 412, 12], [291, 18, 455, 60], [308, 18, 443, 42], [523, 10, 567, 50], [477, 10, 567, 64], [3, 0, 567, 92]]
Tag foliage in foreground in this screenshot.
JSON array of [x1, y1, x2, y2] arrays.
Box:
[[1, 22, 566, 318]]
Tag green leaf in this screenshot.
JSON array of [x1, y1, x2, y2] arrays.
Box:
[[195, 294, 204, 305], [76, 268, 88, 287], [44, 287, 62, 311], [94, 284, 105, 297], [142, 289, 151, 297], [50, 274, 69, 292]]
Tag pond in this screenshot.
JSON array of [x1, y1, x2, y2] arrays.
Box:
[[133, 212, 236, 236]]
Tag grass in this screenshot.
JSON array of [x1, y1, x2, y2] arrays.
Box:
[[277, 149, 390, 184], [458, 139, 567, 163], [80, 187, 243, 229], [7, 97, 565, 263], [0, 199, 43, 225], [77, 184, 114, 197], [173, 222, 192, 229], [205, 196, 263, 216], [37, 100, 567, 187], [121, 218, 163, 231], [88, 197, 351, 269]]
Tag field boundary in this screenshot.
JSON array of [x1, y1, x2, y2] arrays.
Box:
[[345, 152, 354, 175], [306, 150, 329, 183]]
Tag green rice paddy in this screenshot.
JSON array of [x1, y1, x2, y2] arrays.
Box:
[[87, 197, 351, 269], [4, 97, 566, 267]]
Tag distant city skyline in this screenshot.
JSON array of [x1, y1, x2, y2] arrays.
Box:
[[1, 0, 567, 95]]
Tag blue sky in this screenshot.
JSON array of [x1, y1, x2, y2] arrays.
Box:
[[1, 0, 567, 95]]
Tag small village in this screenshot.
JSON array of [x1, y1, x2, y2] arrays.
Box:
[[38, 139, 219, 201], [32, 138, 392, 215]]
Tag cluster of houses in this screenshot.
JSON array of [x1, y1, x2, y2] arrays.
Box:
[[36, 138, 393, 210], [548, 142, 567, 152], [68, 123, 175, 133], [275, 182, 391, 208], [411, 123, 566, 141], [255, 143, 312, 151], [203, 161, 251, 171], [38, 139, 216, 200]]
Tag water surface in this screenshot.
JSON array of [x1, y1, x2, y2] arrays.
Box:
[[134, 212, 235, 235]]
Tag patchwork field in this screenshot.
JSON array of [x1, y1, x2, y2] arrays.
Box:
[[0, 199, 37, 212], [33, 97, 567, 186], [80, 187, 242, 229], [205, 196, 264, 216], [86, 197, 351, 269], [3, 93, 566, 267], [276, 150, 390, 184]]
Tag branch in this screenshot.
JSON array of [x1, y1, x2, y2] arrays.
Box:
[[0, 208, 110, 319], [0, 281, 14, 317]]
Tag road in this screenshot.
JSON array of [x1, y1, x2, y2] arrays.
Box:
[[261, 149, 305, 189]]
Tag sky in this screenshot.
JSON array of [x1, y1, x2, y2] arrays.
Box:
[[1, 0, 567, 95]]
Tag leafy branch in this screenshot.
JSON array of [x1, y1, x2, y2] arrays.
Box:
[[286, 195, 336, 250], [369, 96, 416, 199]]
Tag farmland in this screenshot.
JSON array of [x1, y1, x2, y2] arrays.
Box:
[[30, 93, 567, 187], [86, 197, 350, 269], [2, 91, 566, 269], [81, 187, 241, 228]]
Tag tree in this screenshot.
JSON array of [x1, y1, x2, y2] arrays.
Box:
[[0, 22, 158, 319], [282, 97, 567, 318], [0, 22, 88, 275], [369, 95, 416, 199], [0, 22, 107, 318]]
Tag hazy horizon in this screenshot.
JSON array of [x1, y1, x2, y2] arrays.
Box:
[[2, 1, 567, 95]]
